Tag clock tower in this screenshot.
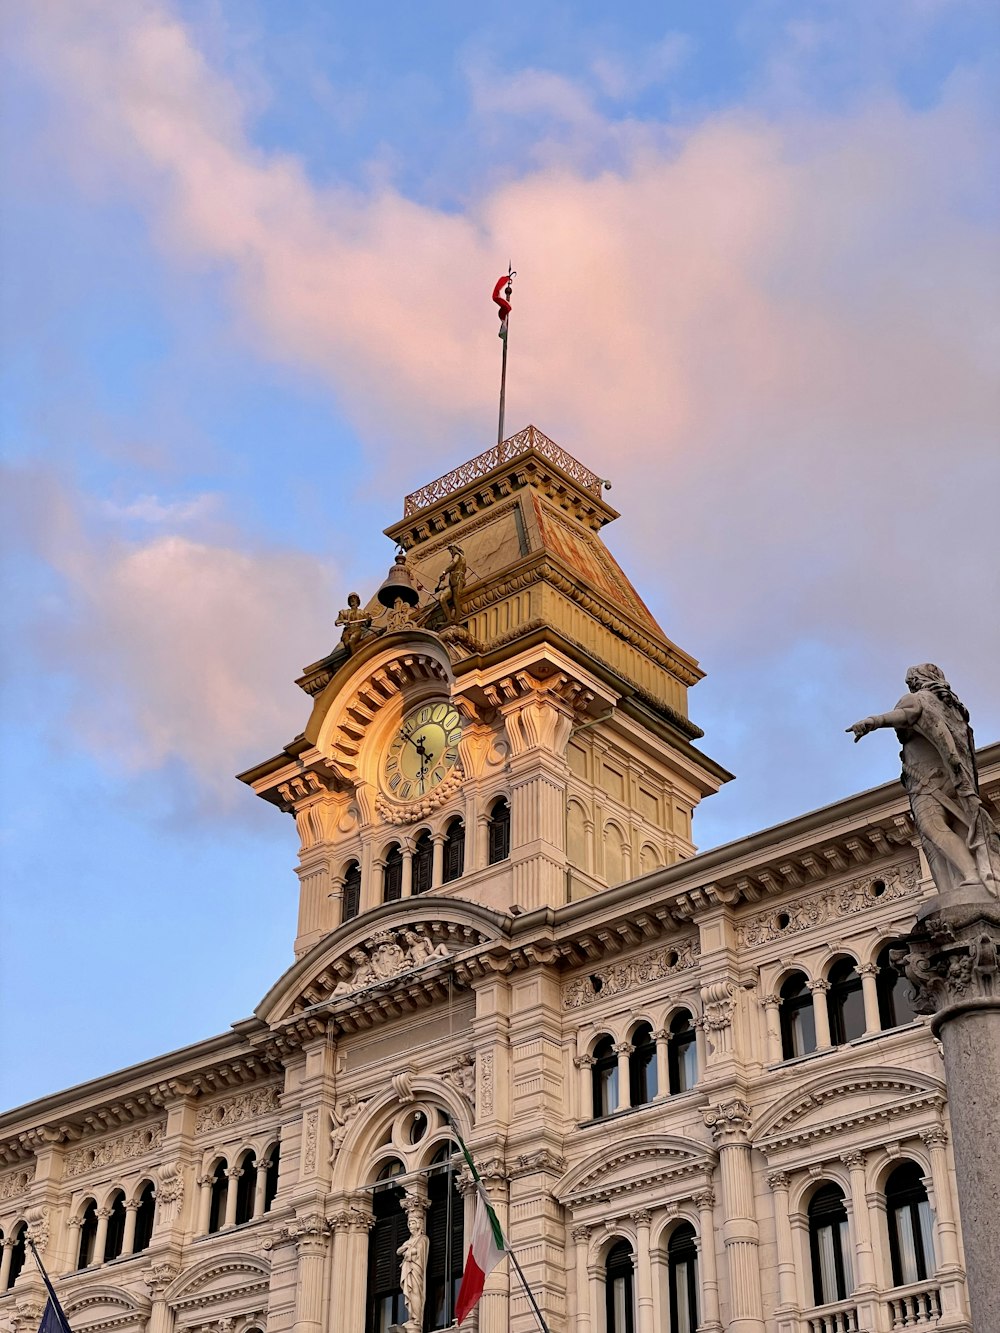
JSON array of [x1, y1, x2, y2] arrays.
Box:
[[239, 426, 731, 957]]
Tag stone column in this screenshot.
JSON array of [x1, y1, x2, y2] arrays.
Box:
[[841, 1151, 877, 1291], [808, 980, 832, 1048], [766, 1173, 797, 1314], [654, 1028, 670, 1098], [223, 1167, 241, 1228], [93, 1207, 111, 1265], [476, 812, 490, 871], [401, 846, 413, 898], [196, 1174, 213, 1234], [693, 1188, 723, 1333], [289, 1213, 332, 1333], [704, 1100, 764, 1333], [331, 1203, 374, 1333], [859, 963, 881, 1034], [122, 1201, 138, 1256], [0, 1239, 13, 1292], [575, 1054, 595, 1119], [920, 1127, 962, 1272], [143, 1261, 179, 1333], [613, 1042, 633, 1112], [762, 995, 783, 1064], [253, 1158, 270, 1219], [431, 833, 445, 888], [896, 894, 1000, 1331], [631, 1211, 654, 1333], [572, 1225, 592, 1333]]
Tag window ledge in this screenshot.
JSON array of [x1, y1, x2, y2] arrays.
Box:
[[579, 1086, 703, 1129], [767, 1047, 831, 1073]]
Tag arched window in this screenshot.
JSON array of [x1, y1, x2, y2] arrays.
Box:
[[425, 1149, 465, 1330], [876, 945, 918, 1030], [5, 1223, 26, 1289], [667, 1010, 698, 1094], [104, 1190, 127, 1261], [366, 1164, 408, 1333], [264, 1144, 280, 1212], [808, 1184, 853, 1306], [629, 1023, 657, 1106], [827, 958, 865, 1046], [77, 1201, 98, 1268], [780, 973, 816, 1060], [667, 1223, 699, 1333], [412, 830, 434, 896], [591, 1036, 618, 1118], [605, 1240, 635, 1333], [886, 1162, 935, 1287], [342, 860, 362, 922], [208, 1160, 228, 1234], [487, 798, 510, 865], [383, 843, 403, 903], [235, 1150, 257, 1225], [133, 1181, 156, 1254], [442, 818, 465, 884]]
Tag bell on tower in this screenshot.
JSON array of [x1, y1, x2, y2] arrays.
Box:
[[375, 551, 420, 608]]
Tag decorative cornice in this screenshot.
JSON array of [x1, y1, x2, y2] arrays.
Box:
[[562, 937, 699, 1009]]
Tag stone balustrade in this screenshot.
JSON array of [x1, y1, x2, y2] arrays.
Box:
[[804, 1298, 860, 1333], [885, 1281, 942, 1328]]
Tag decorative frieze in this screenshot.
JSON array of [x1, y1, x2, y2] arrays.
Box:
[[562, 938, 699, 1009], [0, 1167, 33, 1201], [195, 1086, 281, 1136], [65, 1123, 166, 1177], [735, 863, 920, 948], [479, 1051, 495, 1116]]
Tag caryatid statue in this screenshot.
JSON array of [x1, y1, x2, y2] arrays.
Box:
[[397, 1224, 430, 1331], [847, 664, 1000, 899]]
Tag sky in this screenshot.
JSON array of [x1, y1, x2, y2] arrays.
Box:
[[1, 0, 998, 1111]]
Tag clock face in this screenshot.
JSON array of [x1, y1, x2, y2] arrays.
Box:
[[383, 702, 463, 801]]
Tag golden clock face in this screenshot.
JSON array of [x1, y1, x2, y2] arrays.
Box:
[[383, 702, 462, 801]]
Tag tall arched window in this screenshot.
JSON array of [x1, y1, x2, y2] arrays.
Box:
[[133, 1181, 156, 1254], [876, 945, 918, 1030], [425, 1149, 465, 1331], [827, 958, 865, 1046], [780, 973, 816, 1060], [342, 860, 362, 922], [5, 1223, 26, 1289], [77, 1201, 98, 1268], [383, 844, 403, 903], [629, 1023, 657, 1106], [667, 1010, 698, 1094], [487, 798, 510, 865], [104, 1190, 127, 1261], [442, 818, 465, 883], [808, 1184, 853, 1306], [235, 1150, 257, 1225], [366, 1163, 408, 1333], [886, 1162, 935, 1287], [667, 1223, 699, 1333], [591, 1036, 618, 1118], [412, 831, 434, 896], [605, 1240, 635, 1333], [208, 1160, 228, 1234]]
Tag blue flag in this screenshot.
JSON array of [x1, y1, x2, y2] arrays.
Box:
[[37, 1298, 72, 1333]]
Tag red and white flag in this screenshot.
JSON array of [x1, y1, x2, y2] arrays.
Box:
[[492, 274, 512, 342], [455, 1140, 509, 1323]]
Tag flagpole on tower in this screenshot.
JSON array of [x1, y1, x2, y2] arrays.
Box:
[[493, 265, 515, 445]]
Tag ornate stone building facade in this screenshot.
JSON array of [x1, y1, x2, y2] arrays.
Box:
[[1, 429, 992, 1333]]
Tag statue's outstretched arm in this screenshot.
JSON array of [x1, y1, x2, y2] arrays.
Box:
[[847, 695, 921, 742]]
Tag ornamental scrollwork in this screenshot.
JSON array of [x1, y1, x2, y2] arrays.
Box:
[[563, 939, 699, 1009], [65, 1123, 166, 1177], [195, 1086, 281, 1135], [735, 864, 920, 948]]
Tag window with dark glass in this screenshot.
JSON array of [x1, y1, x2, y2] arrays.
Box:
[[383, 844, 403, 903], [342, 861, 362, 922], [133, 1181, 156, 1254], [366, 1166, 408, 1333], [77, 1201, 98, 1268], [104, 1190, 127, 1261], [424, 1149, 464, 1331], [487, 798, 510, 865], [591, 1036, 618, 1118], [876, 945, 918, 1030], [208, 1160, 228, 1234], [827, 958, 865, 1046], [886, 1162, 935, 1287], [235, 1151, 257, 1225], [780, 973, 817, 1060], [6, 1223, 26, 1289], [442, 818, 465, 883], [808, 1184, 853, 1306], [412, 831, 434, 896], [605, 1240, 635, 1333], [629, 1023, 657, 1106], [667, 1010, 698, 1094], [264, 1145, 280, 1212], [667, 1223, 699, 1333]]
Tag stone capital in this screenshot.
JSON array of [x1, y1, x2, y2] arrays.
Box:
[[144, 1261, 179, 1297], [703, 1098, 753, 1145], [612, 1042, 635, 1056], [571, 1223, 591, 1243], [807, 979, 831, 995], [920, 1126, 949, 1149], [892, 901, 1000, 1024], [629, 1210, 652, 1227], [693, 1188, 716, 1210], [840, 1150, 866, 1171], [766, 1172, 790, 1193]]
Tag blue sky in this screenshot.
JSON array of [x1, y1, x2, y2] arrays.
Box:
[[2, 0, 998, 1110]]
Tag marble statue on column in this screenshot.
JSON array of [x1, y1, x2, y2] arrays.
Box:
[[397, 1227, 430, 1332], [847, 663, 1000, 900]]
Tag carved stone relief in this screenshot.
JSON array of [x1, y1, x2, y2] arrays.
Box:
[[735, 864, 920, 948], [0, 1168, 33, 1202], [562, 938, 699, 1008], [194, 1086, 282, 1135], [65, 1123, 166, 1177], [327, 928, 454, 1002]]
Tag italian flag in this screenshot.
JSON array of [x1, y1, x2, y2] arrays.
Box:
[[455, 1138, 509, 1324]]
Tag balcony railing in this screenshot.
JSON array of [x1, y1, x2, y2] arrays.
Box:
[[805, 1299, 861, 1333], [885, 1282, 942, 1328], [402, 425, 605, 515]]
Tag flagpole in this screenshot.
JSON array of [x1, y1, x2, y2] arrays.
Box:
[[502, 1223, 552, 1333], [26, 1238, 73, 1333], [494, 266, 515, 446]]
